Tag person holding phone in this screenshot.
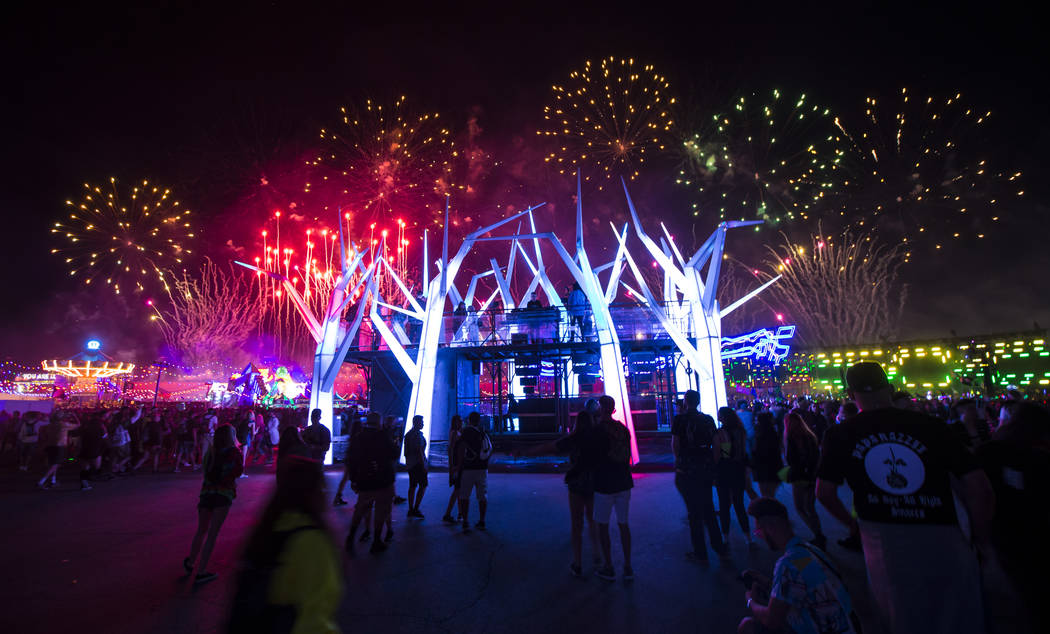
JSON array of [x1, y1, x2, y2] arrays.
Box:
[[738, 497, 859, 634]]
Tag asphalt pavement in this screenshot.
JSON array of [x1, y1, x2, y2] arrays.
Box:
[[0, 459, 882, 634]]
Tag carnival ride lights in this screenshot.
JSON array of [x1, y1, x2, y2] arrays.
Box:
[[41, 360, 135, 379], [41, 340, 135, 379]]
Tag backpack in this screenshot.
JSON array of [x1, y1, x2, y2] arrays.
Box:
[[462, 427, 492, 462], [21, 419, 39, 440], [226, 525, 317, 633]]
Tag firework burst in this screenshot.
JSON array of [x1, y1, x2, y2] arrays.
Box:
[[307, 96, 456, 230], [51, 178, 193, 295], [760, 225, 908, 347], [249, 210, 412, 361], [835, 88, 1023, 256], [675, 89, 849, 228], [539, 56, 675, 186]]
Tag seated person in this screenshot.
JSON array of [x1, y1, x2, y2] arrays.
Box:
[[739, 498, 859, 634]]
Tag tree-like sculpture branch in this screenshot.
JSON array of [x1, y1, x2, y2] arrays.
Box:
[[762, 226, 908, 348], [158, 259, 266, 367]]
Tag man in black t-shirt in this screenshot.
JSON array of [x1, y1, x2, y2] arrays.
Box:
[[456, 412, 491, 532], [816, 361, 994, 634], [592, 395, 634, 582], [345, 412, 397, 555], [301, 408, 332, 463], [671, 389, 726, 562]]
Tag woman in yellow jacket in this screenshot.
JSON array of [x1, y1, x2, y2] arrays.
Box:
[[228, 455, 343, 634]]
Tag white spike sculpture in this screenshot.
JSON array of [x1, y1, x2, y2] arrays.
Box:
[[617, 179, 781, 420]]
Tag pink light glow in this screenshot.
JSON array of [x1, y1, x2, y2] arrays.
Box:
[[776, 313, 784, 321]]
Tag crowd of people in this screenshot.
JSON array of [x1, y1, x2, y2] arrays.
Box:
[[0, 403, 343, 489], [3, 365, 1047, 634]]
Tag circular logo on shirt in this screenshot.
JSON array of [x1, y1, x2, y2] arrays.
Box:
[[863, 442, 925, 495]]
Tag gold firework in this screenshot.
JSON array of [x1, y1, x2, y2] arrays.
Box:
[[539, 56, 675, 186], [51, 178, 193, 294]]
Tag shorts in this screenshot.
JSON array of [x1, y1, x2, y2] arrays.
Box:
[[45, 445, 66, 466], [458, 469, 487, 502], [594, 489, 631, 524], [355, 484, 394, 519], [198, 493, 233, 509], [408, 463, 428, 488]]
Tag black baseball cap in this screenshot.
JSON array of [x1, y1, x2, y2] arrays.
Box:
[[846, 361, 891, 393], [747, 497, 789, 521]]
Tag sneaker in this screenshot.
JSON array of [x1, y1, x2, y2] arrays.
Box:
[[475, 520, 486, 530], [595, 566, 616, 581], [623, 566, 635, 581], [194, 571, 217, 584], [384, 530, 394, 543], [333, 496, 349, 506], [369, 540, 387, 554], [173, 468, 181, 473], [359, 530, 371, 543], [569, 563, 583, 578], [810, 534, 828, 551], [37, 480, 47, 489], [393, 495, 407, 505], [239, 474, 248, 479], [183, 557, 194, 574], [81, 482, 93, 491], [441, 514, 456, 524], [837, 534, 862, 552]]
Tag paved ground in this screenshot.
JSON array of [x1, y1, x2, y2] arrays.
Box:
[[1, 460, 882, 634]]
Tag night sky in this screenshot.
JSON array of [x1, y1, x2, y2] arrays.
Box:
[[2, 2, 1047, 361]]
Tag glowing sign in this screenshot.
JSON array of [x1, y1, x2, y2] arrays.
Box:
[[721, 325, 796, 365], [86, 340, 101, 351]]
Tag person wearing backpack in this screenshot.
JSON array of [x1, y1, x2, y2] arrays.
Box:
[[343, 412, 397, 555], [593, 395, 634, 581], [672, 390, 726, 562], [456, 411, 492, 532], [184, 423, 243, 584], [227, 455, 342, 634], [739, 497, 859, 634]]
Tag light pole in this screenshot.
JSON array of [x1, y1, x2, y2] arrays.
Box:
[[152, 363, 162, 407]]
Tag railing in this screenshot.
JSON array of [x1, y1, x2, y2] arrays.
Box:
[[349, 302, 698, 352]]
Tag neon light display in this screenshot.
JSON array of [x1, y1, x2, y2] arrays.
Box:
[[721, 325, 796, 365]]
